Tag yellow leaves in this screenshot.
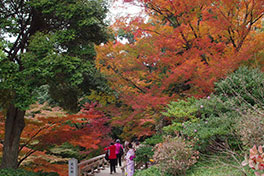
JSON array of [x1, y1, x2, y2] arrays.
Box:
[[26, 102, 66, 119], [254, 20, 263, 30], [19, 148, 68, 175], [86, 90, 116, 106]]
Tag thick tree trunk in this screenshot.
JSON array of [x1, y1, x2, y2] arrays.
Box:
[[1, 104, 25, 169]]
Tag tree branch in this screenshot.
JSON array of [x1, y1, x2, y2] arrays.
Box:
[[17, 149, 37, 167], [108, 65, 146, 93]]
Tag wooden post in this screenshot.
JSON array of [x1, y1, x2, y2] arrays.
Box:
[[69, 158, 78, 176]]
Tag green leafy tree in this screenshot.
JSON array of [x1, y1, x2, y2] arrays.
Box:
[[162, 97, 198, 134], [0, 0, 108, 168], [182, 67, 264, 152], [135, 146, 154, 169]]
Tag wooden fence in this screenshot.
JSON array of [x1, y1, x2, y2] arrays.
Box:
[[77, 154, 109, 176], [69, 154, 144, 176]]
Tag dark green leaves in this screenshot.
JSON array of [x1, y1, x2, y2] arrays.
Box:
[[0, 0, 109, 111]]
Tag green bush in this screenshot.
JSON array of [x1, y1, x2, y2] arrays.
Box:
[[143, 135, 163, 146], [134, 166, 171, 176], [36, 171, 59, 176], [194, 94, 236, 118], [162, 97, 199, 135], [185, 67, 264, 152], [0, 169, 35, 176], [135, 135, 163, 169], [162, 94, 236, 136], [182, 113, 238, 152], [0, 169, 59, 176], [135, 145, 154, 166], [162, 97, 198, 122], [174, 67, 264, 152], [163, 94, 241, 152], [214, 66, 264, 106], [154, 66, 264, 175]]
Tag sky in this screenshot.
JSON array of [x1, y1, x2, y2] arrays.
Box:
[[107, 0, 144, 24], [4, 0, 144, 43]]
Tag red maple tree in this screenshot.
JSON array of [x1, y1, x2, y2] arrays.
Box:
[[0, 102, 111, 175], [96, 0, 264, 139]]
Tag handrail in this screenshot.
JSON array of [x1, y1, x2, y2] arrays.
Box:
[[78, 154, 108, 176]]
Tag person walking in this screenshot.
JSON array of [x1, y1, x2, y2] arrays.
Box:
[[104, 142, 117, 174], [125, 143, 135, 176], [115, 139, 124, 167], [134, 141, 140, 151], [124, 140, 129, 154]]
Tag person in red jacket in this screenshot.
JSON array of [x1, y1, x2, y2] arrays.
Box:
[[104, 142, 117, 174]]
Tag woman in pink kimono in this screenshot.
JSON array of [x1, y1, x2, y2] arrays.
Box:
[[125, 143, 135, 176]]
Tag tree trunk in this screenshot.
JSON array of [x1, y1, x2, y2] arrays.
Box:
[[1, 104, 25, 169]]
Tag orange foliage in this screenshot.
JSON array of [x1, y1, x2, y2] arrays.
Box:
[[96, 0, 264, 139], [0, 102, 110, 175]]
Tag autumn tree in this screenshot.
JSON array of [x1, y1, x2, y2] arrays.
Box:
[[25, 102, 110, 174], [96, 0, 264, 139], [0, 0, 109, 168], [0, 102, 110, 175]]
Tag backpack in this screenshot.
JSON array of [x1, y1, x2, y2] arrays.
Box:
[[105, 150, 109, 160], [119, 146, 124, 156]]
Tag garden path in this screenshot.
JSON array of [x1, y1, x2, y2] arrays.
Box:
[[95, 166, 123, 176]]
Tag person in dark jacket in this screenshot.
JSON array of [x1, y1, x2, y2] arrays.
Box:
[[104, 142, 117, 174]]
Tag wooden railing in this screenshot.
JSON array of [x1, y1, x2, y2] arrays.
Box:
[[74, 154, 146, 176], [78, 154, 109, 176]]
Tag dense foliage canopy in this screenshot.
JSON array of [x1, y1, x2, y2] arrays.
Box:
[[96, 0, 264, 139]]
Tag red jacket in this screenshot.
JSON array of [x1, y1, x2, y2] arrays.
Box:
[[104, 145, 117, 159]]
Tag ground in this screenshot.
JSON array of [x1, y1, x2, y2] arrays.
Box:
[[95, 166, 123, 176]]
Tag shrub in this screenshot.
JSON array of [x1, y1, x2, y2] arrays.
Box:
[[162, 97, 198, 122], [236, 109, 264, 149], [181, 67, 264, 152], [182, 113, 238, 152], [143, 135, 163, 146], [134, 135, 163, 169], [134, 166, 171, 176], [194, 94, 237, 118], [135, 145, 154, 168], [37, 171, 59, 176], [163, 94, 241, 152], [162, 97, 199, 135], [214, 67, 264, 106], [153, 136, 199, 176], [0, 169, 59, 176]]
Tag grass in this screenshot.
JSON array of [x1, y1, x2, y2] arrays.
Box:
[[186, 155, 255, 176], [134, 154, 256, 176]]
